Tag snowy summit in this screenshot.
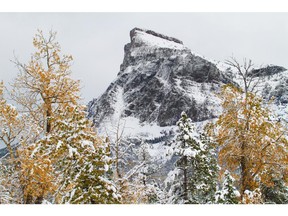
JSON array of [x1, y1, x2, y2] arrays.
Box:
[[130, 27, 187, 50]]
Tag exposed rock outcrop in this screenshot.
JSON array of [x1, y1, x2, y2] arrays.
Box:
[[88, 28, 232, 127]]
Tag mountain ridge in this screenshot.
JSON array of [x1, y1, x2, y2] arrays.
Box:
[[88, 27, 234, 130], [87, 27, 288, 147]]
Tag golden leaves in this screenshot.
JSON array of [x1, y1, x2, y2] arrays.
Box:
[[12, 30, 81, 135], [17, 142, 57, 203], [211, 84, 288, 197]]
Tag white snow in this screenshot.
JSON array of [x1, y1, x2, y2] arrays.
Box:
[[183, 134, 189, 140], [174, 77, 221, 106], [56, 140, 63, 150], [133, 30, 186, 50], [164, 168, 180, 186], [101, 115, 175, 140], [146, 142, 170, 164], [81, 140, 95, 151], [112, 86, 125, 122], [68, 145, 78, 157], [183, 148, 198, 157]]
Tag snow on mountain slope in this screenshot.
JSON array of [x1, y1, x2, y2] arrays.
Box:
[[86, 28, 236, 181], [88, 28, 232, 134], [88, 27, 288, 143], [250, 68, 288, 121], [87, 28, 288, 183]]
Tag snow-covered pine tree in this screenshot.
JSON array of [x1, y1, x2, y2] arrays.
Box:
[[215, 170, 240, 204], [33, 105, 121, 204], [261, 176, 288, 204], [196, 133, 218, 203], [165, 112, 218, 204]]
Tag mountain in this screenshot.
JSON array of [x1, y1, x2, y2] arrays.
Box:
[[88, 28, 234, 133], [87, 26, 288, 143], [87, 28, 288, 185]]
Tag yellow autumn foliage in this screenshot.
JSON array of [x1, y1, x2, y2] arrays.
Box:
[[210, 84, 288, 201]]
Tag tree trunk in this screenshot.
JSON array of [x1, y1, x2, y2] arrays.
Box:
[[183, 156, 188, 204], [5, 142, 14, 160], [25, 194, 33, 204], [46, 102, 52, 134], [35, 195, 44, 204], [240, 90, 251, 201], [115, 141, 122, 179], [240, 141, 249, 201]]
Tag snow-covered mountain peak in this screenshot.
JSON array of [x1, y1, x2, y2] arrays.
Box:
[[87, 28, 288, 184], [88, 27, 288, 139], [130, 27, 186, 50], [88, 28, 234, 134]]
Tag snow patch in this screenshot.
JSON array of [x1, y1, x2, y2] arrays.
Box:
[[133, 30, 187, 50], [100, 115, 175, 139], [112, 86, 125, 121]]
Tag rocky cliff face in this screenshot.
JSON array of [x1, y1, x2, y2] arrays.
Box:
[[87, 27, 288, 140], [88, 28, 233, 129], [86, 28, 288, 186]]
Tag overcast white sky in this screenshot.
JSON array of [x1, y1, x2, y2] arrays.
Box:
[[0, 13, 288, 103]]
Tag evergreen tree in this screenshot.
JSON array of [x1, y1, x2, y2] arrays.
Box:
[[165, 112, 218, 204], [261, 177, 288, 204], [33, 105, 121, 204], [196, 133, 218, 203], [215, 170, 240, 204]]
